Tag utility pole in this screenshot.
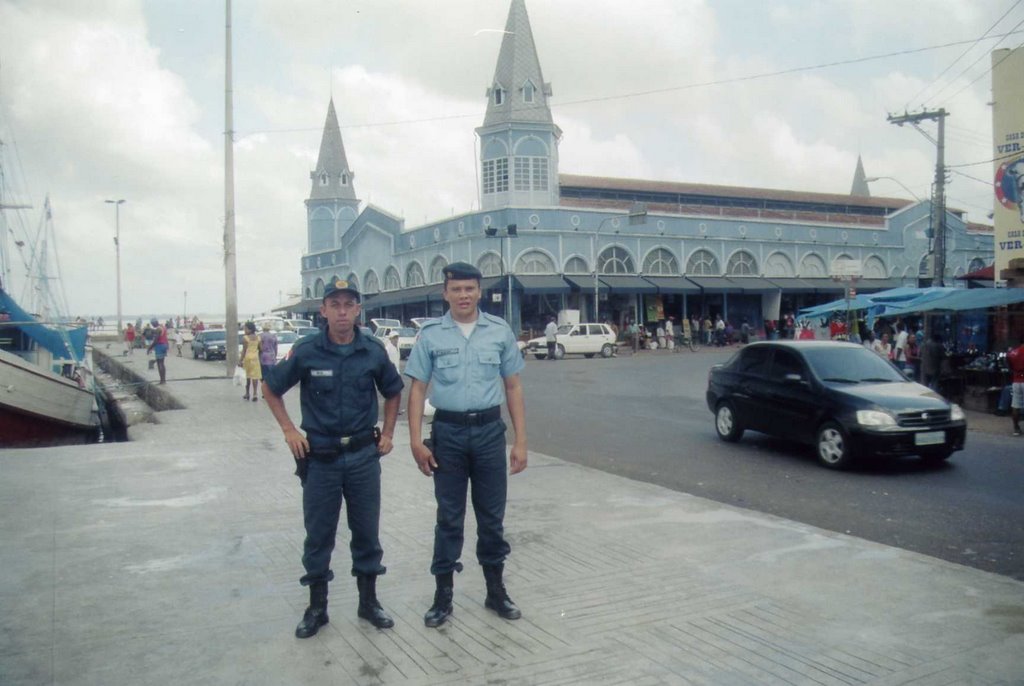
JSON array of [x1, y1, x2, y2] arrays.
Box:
[[223, 0, 239, 373], [887, 109, 948, 286]]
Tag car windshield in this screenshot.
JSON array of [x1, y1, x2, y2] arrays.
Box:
[[204, 331, 226, 342], [802, 346, 905, 384], [277, 331, 298, 343], [557, 325, 573, 334], [296, 327, 319, 336], [398, 328, 416, 336]]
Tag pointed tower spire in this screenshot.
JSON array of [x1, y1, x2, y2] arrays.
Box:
[[309, 98, 356, 201], [477, 0, 561, 210], [850, 155, 871, 197], [483, 0, 553, 127]]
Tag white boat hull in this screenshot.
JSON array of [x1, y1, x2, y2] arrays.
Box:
[[0, 348, 97, 447]]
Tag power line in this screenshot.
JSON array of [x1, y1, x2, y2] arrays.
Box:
[[906, 0, 1023, 107], [928, 19, 1024, 104], [944, 40, 1024, 102], [236, 30, 1024, 138]]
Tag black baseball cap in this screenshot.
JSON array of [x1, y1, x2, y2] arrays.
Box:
[[443, 261, 482, 283], [322, 278, 361, 302]]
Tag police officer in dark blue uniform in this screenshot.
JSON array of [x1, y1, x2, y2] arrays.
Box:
[[263, 278, 403, 637], [405, 262, 528, 628]]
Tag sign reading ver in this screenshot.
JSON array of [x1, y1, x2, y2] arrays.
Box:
[[992, 48, 1024, 277]]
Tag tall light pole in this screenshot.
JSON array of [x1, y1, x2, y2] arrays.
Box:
[[864, 176, 922, 201], [484, 223, 517, 322], [104, 199, 125, 333]]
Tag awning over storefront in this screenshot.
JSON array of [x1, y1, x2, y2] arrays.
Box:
[[766, 278, 817, 292], [362, 284, 443, 309], [563, 275, 608, 292], [798, 278, 847, 292], [479, 276, 504, 291], [599, 275, 659, 293], [857, 278, 904, 291], [880, 287, 1024, 316], [685, 276, 743, 294], [642, 276, 700, 293], [513, 274, 571, 294], [727, 276, 779, 292]]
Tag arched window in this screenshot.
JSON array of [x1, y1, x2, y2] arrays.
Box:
[[319, 172, 328, 186], [968, 257, 986, 273], [642, 248, 678, 275], [305, 287, 312, 299], [314, 278, 325, 298], [863, 256, 886, 279], [726, 250, 758, 276], [597, 246, 635, 274], [363, 270, 380, 294], [764, 252, 795, 277], [493, 83, 504, 106], [522, 80, 535, 103], [341, 172, 348, 185], [515, 250, 556, 273], [564, 256, 588, 274], [799, 253, 827, 277], [406, 262, 425, 288], [477, 252, 503, 277], [429, 256, 449, 283], [383, 266, 401, 291], [686, 249, 720, 276]]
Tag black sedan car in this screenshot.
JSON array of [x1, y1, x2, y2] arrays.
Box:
[[706, 340, 967, 469], [190, 330, 242, 360]]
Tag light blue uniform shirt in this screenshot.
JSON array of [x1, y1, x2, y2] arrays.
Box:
[[404, 310, 524, 412]]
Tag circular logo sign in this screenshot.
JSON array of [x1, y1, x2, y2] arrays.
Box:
[[995, 155, 1024, 210]]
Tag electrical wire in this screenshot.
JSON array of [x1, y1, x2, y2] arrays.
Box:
[[928, 19, 1024, 104]]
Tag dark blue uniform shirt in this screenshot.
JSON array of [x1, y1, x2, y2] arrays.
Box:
[[265, 327, 404, 449]]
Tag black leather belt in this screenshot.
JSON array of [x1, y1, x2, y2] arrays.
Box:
[[310, 428, 379, 457], [433, 406, 501, 426]]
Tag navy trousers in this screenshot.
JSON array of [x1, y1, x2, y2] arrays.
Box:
[[430, 419, 511, 575], [300, 443, 385, 586]]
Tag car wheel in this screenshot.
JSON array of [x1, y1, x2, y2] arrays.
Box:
[[554, 344, 565, 360], [534, 353, 547, 360], [584, 353, 595, 359], [920, 450, 954, 464], [600, 343, 614, 358], [714, 402, 743, 442], [816, 421, 855, 469]]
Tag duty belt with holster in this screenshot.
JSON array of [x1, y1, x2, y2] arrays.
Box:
[[433, 406, 501, 426], [293, 428, 381, 483]]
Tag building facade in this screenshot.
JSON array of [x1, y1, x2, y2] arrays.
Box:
[[295, 0, 994, 336]]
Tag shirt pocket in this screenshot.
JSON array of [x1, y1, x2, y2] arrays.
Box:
[[356, 374, 375, 401], [476, 350, 501, 382], [434, 353, 461, 385]]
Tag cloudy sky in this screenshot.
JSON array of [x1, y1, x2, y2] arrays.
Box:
[[0, 0, 1016, 319]]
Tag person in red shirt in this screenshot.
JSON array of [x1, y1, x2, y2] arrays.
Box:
[[1007, 336, 1024, 436]]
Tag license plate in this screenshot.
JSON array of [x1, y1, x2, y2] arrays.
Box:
[[914, 430, 945, 446]]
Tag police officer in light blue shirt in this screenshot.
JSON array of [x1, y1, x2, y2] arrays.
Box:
[[405, 262, 528, 628], [263, 278, 403, 637]]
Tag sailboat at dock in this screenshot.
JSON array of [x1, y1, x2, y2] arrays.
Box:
[[1, 140, 98, 447]]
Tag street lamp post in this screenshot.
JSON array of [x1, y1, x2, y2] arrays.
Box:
[[104, 199, 125, 333], [484, 223, 517, 322], [864, 176, 922, 201]]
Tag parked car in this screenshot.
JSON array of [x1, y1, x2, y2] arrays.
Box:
[[705, 340, 967, 469], [394, 327, 417, 359], [369, 318, 401, 334], [191, 330, 233, 360], [525, 322, 616, 360], [275, 330, 300, 361], [294, 326, 320, 337]]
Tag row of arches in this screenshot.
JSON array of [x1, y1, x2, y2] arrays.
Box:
[[306, 247, 911, 298]]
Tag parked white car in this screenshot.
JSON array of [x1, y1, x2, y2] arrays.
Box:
[[275, 330, 299, 361], [525, 323, 617, 360]]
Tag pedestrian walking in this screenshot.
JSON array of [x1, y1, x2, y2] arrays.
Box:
[[262, 278, 404, 637], [124, 323, 135, 356], [240, 322, 262, 402], [404, 262, 528, 629], [173, 328, 184, 357], [627, 319, 640, 353], [146, 318, 168, 384], [543, 315, 558, 360], [920, 333, 945, 392], [1007, 336, 1024, 436], [258, 323, 278, 381]]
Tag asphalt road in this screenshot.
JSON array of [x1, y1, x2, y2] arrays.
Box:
[[518, 347, 1024, 581]]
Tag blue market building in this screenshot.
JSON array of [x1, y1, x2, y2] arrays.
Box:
[[292, 0, 994, 337]]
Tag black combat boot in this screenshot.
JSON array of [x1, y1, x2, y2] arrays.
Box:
[[483, 564, 521, 620], [356, 575, 394, 629], [295, 581, 329, 638], [423, 572, 454, 628]]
